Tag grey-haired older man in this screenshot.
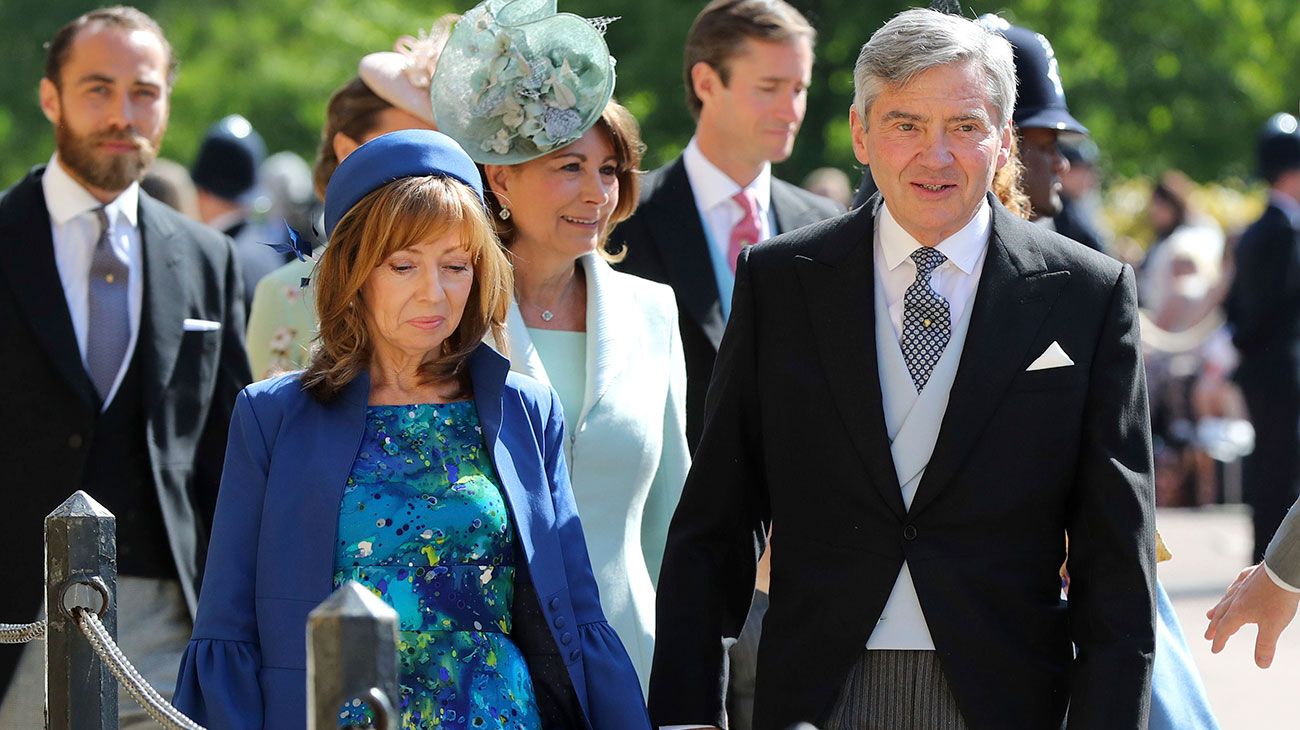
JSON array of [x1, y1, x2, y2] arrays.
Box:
[[650, 8, 1155, 730]]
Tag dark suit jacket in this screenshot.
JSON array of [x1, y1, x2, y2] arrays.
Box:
[[610, 157, 843, 449], [0, 167, 252, 694], [1228, 203, 1300, 375], [1226, 202, 1300, 558], [649, 196, 1157, 730]]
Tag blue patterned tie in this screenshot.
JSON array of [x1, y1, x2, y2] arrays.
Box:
[[86, 207, 130, 401], [900, 247, 951, 392]]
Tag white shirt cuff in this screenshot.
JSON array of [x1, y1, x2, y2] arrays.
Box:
[[1262, 562, 1300, 593]]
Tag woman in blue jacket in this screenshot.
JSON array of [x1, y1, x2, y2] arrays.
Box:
[[173, 129, 648, 729]]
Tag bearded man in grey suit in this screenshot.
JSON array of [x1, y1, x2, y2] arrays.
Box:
[[0, 8, 250, 726]]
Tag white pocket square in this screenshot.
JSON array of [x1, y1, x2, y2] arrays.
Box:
[[1026, 341, 1074, 371], [182, 318, 222, 332]]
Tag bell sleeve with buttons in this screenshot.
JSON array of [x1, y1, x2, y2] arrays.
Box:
[[173, 389, 267, 730]]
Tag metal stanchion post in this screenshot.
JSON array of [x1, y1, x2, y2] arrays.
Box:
[[307, 581, 399, 730], [46, 490, 118, 730]]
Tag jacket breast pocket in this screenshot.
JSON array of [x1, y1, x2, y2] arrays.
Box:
[[1007, 364, 1088, 393], [182, 325, 222, 353]]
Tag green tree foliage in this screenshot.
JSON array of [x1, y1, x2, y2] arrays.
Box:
[[1, 0, 1297, 188]]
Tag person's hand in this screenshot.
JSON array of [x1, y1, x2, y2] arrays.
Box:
[[1204, 563, 1300, 668]]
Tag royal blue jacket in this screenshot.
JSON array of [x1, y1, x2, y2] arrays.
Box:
[[174, 344, 649, 728]]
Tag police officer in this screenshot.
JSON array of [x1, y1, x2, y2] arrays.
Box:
[[1227, 112, 1300, 563], [979, 15, 1111, 256]]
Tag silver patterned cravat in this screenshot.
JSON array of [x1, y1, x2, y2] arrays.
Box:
[[900, 247, 951, 392], [86, 207, 130, 401]]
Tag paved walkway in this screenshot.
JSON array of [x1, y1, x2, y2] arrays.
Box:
[[1157, 506, 1300, 728]]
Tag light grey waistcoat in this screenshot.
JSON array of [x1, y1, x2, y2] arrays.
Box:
[[866, 261, 977, 649]]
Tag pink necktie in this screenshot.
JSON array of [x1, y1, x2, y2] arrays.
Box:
[[728, 190, 761, 273]]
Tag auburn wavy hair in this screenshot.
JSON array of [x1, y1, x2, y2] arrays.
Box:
[[302, 176, 511, 401]]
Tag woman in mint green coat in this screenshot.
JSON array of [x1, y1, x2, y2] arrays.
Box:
[[431, 1, 689, 692]]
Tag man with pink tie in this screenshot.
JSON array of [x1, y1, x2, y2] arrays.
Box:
[[611, 0, 842, 452], [609, 3, 840, 727]]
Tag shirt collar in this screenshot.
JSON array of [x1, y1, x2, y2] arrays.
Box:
[[682, 137, 772, 215], [42, 153, 140, 230], [878, 197, 991, 275], [1269, 189, 1300, 227]]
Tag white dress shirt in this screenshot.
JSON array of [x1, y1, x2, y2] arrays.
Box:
[[1263, 562, 1300, 592], [874, 198, 991, 341], [681, 138, 775, 319], [42, 154, 144, 409]]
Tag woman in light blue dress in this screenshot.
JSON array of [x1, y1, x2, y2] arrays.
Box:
[[430, 0, 689, 691]]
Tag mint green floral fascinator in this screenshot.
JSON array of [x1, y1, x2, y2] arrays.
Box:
[[430, 0, 617, 165]]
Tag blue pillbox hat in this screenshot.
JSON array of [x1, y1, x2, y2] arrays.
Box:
[[323, 129, 485, 236]]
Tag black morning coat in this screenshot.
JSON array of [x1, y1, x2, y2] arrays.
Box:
[[649, 194, 1157, 730]]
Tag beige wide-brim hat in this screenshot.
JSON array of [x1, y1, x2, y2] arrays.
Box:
[[357, 17, 459, 127]]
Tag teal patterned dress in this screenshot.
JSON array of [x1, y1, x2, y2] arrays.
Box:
[[333, 402, 542, 729]]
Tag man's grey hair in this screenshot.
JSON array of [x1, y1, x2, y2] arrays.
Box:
[[853, 8, 1016, 128]]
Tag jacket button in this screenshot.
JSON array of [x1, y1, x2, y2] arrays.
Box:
[[549, 597, 560, 610], [903, 525, 918, 541], [68, 434, 83, 449], [554, 616, 566, 629], [561, 632, 573, 646], [569, 649, 581, 662]]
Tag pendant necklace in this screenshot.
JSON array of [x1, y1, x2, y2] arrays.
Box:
[[520, 272, 577, 323]]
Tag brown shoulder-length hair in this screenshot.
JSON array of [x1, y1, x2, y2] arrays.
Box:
[[312, 78, 394, 200], [484, 100, 645, 262], [301, 176, 511, 402]]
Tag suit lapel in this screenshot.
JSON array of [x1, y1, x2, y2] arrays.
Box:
[[0, 169, 98, 409], [771, 178, 820, 234], [907, 201, 1071, 517], [643, 159, 727, 348], [576, 253, 629, 425], [795, 205, 906, 519], [138, 196, 186, 415], [471, 345, 543, 569], [499, 301, 551, 388], [297, 373, 370, 600]]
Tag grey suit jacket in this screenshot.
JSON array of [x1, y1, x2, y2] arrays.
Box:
[[1265, 501, 1300, 586], [0, 166, 252, 695]]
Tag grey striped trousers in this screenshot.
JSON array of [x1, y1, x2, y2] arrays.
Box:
[[825, 650, 970, 730]]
